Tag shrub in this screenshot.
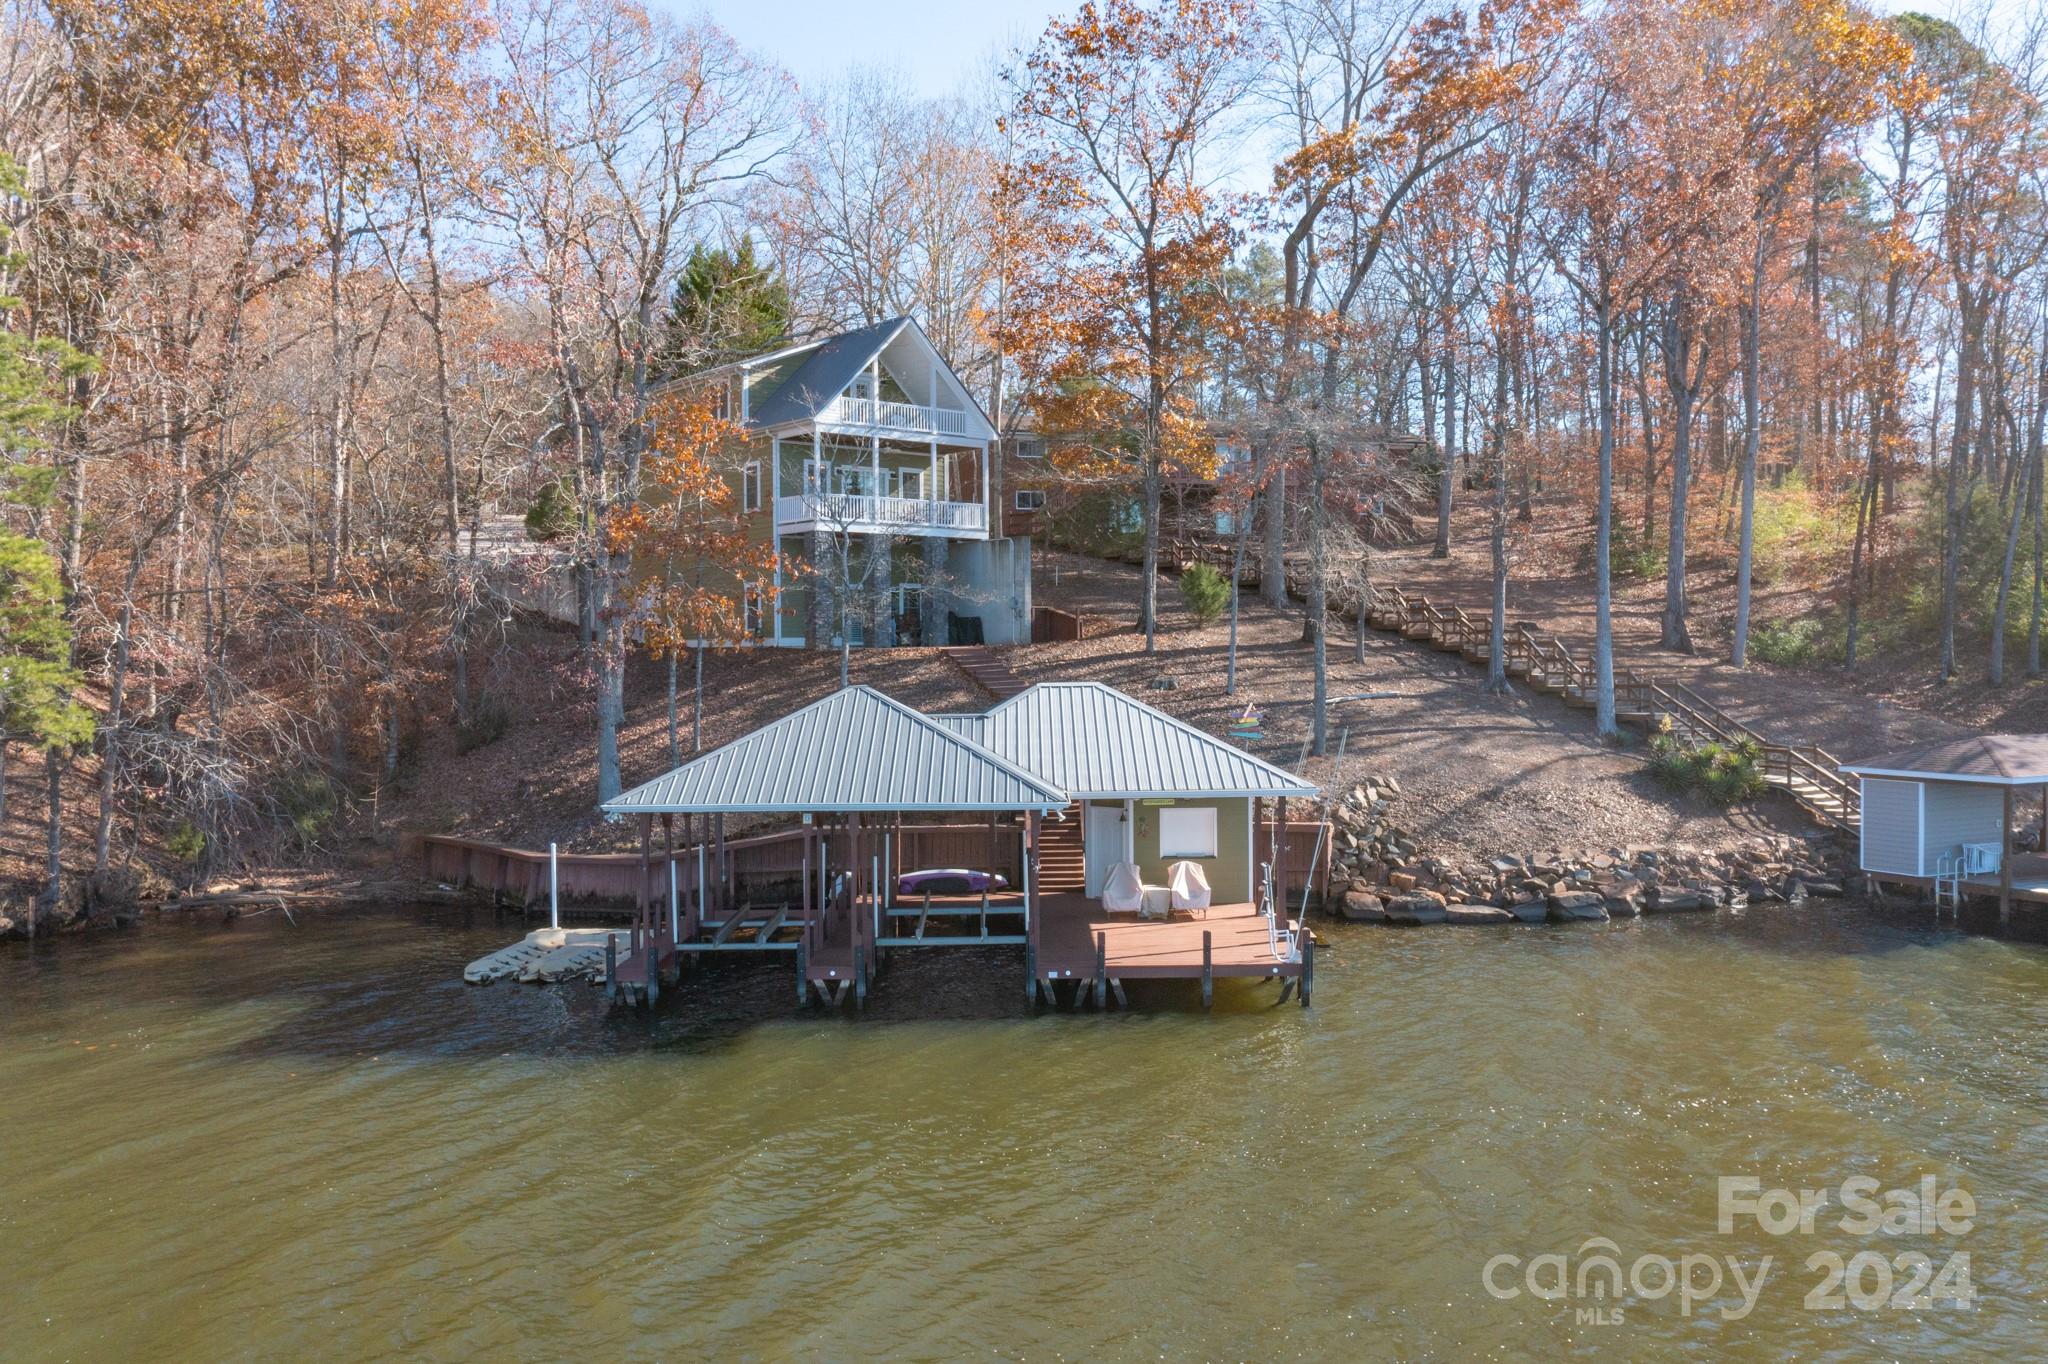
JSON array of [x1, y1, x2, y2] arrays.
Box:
[[1177, 561, 1229, 625], [165, 820, 206, 864], [1574, 521, 1665, 580], [455, 695, 512, 754], [523, 479, 577, 543], [1748, 616, 1842, 668], [276, 770, 342, 849], [1647, 734, 1766, 808]]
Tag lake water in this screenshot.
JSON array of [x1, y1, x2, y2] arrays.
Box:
[[3, 903, 2045, 1360]]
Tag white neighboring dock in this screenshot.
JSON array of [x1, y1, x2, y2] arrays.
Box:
[[464, 927, 629, 985]]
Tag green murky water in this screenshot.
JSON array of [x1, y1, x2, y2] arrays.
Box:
[[3, 903, 2045, 1360]]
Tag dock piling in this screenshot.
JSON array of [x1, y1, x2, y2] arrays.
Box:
[[604, 933, 617, 1003], [1301, 934, 1314, 1007], [1201, 931, 1213, 1010], [1093, 932, 1106, 1010]]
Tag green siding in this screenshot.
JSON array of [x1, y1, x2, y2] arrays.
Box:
[[1131, 796, 1252, 904]]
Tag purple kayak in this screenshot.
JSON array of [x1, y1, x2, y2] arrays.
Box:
[[897, 868, 1010, 898]]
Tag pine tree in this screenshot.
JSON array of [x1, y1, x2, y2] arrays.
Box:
[[658, 238, 792, 375], [0, 152, 95, 906]]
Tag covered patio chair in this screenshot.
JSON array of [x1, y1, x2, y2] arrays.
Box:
[[1168, 860, 1211, 915], [1101, 861, 1145, 915]]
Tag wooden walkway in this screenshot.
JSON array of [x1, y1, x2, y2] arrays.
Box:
[[1363, 583, 1862, 831], [944, 645, 1028, 701]]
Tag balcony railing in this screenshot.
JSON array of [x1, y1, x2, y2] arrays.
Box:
[[775, 492, 988, 537], [821, 395, 975, 438]]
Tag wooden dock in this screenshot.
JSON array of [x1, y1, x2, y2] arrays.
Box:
[[425, 811, 1324, 1012]]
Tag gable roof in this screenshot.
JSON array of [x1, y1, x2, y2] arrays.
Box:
[[1841, 734, 2048, 786], [745, 316, 912, 430], [601, 685, 1068, 815], [959, 682, 1319, 800], [741, 316, 996, 439]]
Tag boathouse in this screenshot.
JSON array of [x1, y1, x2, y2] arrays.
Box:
[[1841, 735, 2048, 921], [590, 680, 1321, 1008], [935, 682, 1317, 906]]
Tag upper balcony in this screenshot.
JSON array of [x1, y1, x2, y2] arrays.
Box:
[[775, 491, 988, 539], [818, 395, 978, 440]]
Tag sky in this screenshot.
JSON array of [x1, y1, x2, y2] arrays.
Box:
[[687, 0, 1063, 99], [684, 0, 2040, 102]]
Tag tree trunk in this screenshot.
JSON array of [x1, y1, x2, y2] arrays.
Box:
[[95, 560, 142, 874], [1939, 326, 1975, 683], [1593, 296, 1617, 738], [43, 752, 64, 916], [1433, 346, 1453, 557], [1731, 236, 1767, 668], [1308, 438, 1331, 756], [1139, 450, 1162, 652], [1259, 467, 1287, 607], [666, 652, 680, 769], [2029, 449, 2043, 679], [1226, 510, 1249, 695]]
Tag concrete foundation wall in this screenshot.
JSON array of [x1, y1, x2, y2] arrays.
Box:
[[938, 536, 1032, 646]]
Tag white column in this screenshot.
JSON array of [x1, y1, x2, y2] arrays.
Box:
[[978, 441, 990, 534], [929, 436, 939, 514], [870, 431, 882, 508], [770, 437, 784, 645], [811, 428, 821, 495], [1124, 800, 1135, 865], [549, 842, 559, 930]]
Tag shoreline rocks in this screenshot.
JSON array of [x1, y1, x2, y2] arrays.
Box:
[[1318, 771, 1856, 930]]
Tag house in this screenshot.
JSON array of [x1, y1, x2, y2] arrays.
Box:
[[671, 316, 1031, 648], [593, 680, 1322, 1009], [1841, 734, 2048, 922]]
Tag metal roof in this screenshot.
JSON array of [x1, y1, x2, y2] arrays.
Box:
[[601, 686, 1068, 815], [746, 317, 912, 430], [964, 682, 1319, 800], [1841, 734, 2048, 786]]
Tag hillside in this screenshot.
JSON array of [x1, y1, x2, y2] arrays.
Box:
[[1371, 497, 2046, 746], [21, 511, 1983, 926]]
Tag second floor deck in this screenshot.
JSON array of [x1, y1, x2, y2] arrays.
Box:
[[775, 490, 989, 539]]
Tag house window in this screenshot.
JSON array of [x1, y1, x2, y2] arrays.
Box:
[[1015, 489, 1046, 512], [741, 462, 761, 512], [711, 382, 731, 421], [1158, 806, 1218, 858], [743, 582, 765, 635], [893, 469, 925, 499]]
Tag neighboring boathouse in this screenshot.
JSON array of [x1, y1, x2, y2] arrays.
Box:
[[1843, 734, 2048, 923], [566, 680, 1320, 1009]]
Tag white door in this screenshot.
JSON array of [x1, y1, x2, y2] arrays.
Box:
[[1083, 802, 1125, 897]]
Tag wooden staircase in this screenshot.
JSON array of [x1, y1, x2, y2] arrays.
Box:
[[1037, 804, 1088, 892], [1362, 584, 1861, 831], [945, 645, 1028, 701]]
